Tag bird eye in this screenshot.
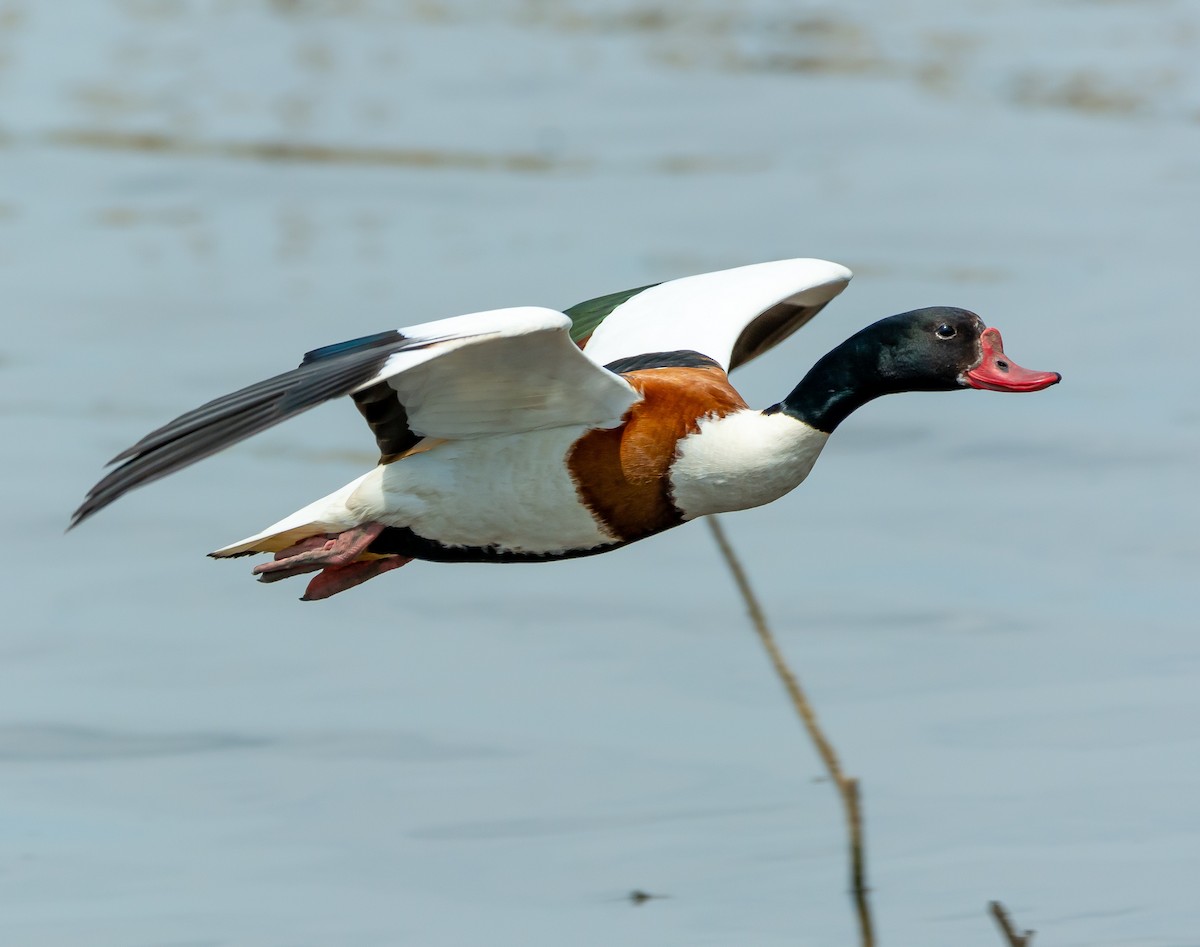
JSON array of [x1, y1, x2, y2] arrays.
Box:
[[935, 324, 956, 339]]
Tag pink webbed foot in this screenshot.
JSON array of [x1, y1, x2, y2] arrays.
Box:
[[252, 523, 388, 581], [300, 555, 412, 601], [250, 522, 411, 598]]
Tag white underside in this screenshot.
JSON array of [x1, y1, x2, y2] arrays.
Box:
[[212, 425, 616, 557], [214, 410, 831, 559], [668, 409, 829, 519]]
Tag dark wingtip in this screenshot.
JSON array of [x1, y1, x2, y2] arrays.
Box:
[[67, 501, 94, 532], [68, 492, 111, 531]]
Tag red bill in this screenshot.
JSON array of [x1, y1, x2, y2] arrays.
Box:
[[964, 327, 1061, 392]]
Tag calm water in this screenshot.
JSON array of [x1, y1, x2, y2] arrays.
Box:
[[3, 2, 1198, 945]]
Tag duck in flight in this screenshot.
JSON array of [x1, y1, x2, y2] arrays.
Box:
[[71, 259, 1060, 601]]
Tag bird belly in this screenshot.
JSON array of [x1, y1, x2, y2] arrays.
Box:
[[350, 425, 618, 555]]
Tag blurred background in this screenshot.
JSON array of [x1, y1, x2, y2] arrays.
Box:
[[3, 1, 1198, 945]]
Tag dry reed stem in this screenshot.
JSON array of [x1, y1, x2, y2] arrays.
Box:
[[707, 515, 874, 947], [989, 900, 1034, 946]]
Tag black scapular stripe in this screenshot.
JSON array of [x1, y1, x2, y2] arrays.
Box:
[[352, 381, 421, 463], [602, 349, 720, 374]]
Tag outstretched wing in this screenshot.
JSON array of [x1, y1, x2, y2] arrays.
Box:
[[569, 258, 852, 372], [72, 307, 637, 528]]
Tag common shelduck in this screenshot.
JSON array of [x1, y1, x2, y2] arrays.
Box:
[[71, 259, 1060, 600]]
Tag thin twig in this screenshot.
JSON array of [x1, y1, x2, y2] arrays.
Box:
[[707, 516, 875, 947], [989, 900, 1034, 946]]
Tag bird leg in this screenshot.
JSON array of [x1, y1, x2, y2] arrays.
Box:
[[253, 523, 388, 580], [250, 522, 411, 598]]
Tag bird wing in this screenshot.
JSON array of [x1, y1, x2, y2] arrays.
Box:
[[72, 306, 638, 527], [570, 258, 853, 372]]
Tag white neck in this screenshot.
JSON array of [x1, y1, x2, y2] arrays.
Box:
[[668, 409, 829, 520]]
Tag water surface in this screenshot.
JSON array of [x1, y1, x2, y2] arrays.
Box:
[[3, 2, 1198, 945]]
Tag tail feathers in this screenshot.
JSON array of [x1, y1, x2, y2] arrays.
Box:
[[209, 469, 379, 559], [210, 524, 332, 559]]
